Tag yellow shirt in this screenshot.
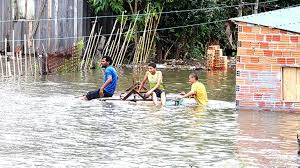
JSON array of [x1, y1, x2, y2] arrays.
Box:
[[146, 71, 164, 90], [191, 81, 208, 105]]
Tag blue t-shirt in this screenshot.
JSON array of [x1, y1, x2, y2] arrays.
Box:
[[103, 66, 118, 95]]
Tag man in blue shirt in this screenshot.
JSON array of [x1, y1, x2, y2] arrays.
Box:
[[80, 56, 118, 100]]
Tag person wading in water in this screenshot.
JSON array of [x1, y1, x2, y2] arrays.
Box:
[[80, 56, 118, 100], [138, 63, 166, 106]]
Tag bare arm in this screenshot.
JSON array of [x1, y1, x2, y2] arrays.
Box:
[[100, 76, 112, 91], [138, 74, 148, 93], [181, 90, 195, 99]]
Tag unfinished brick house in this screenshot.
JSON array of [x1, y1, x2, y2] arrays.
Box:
[[230, 6, 300, 112]]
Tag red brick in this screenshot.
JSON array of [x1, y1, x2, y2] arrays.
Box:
[[273, 50, 283, 57], [243, 26, 252, 33], [256, 35, 264, 41], [240, 56, 251, 63], [252, 27, 261, 33], [269, 43, 277, 49], [280, 30, 288, 34], [254, 49, 264, 56], [258, 102, 266, 108], [245, 64, 261, 70], [297, 58, 300, 64], [271, 29, 280, 34], [272, 35, 281, 42], [291, 51, 300, 57], [287, 58, 295, 64], [290, 36, 299, 42], [247, 34, 256, 41], [261, 27, 270, 34], [236, 63, 245, 70], [266, 35, 272, 41], [238, 34, 247, 41], [277, 43, 290, 49], [264, 50, 273, 57], [254, 93, 263, 100], [241, 42, 252, 48], [271, 65, 281, 71], [282, 51, 291, 57], [280, 35, 290, 42], [296, 44, 300, 50], [247, 49, 254, 56], [277, 58, 286, 64], [250, 57, 259, 63], [260, 42, 269, 49], [261, 64, 272, 71]]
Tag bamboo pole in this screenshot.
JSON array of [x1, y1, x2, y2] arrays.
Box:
[[84, 33, 98, 70], [103, 19, 118, 56], [0, 54, 3, 77], [108, 38, 117, 58], [28, 48, 33, 75], [139, 14, 150, 64], [32, 39, 37, 76], [110, 28, 120, 62], [89, 27, 103, 68], [24, 34, 28, 75], [116, 22, 133, 65], [145, 13, 161, 63], [144, 16, 154, 61], [12, 29, 16, 76], [112, 16, 127, 65], [19, 51, 23, 75], [16, 53, 21, 76], [4, 38, 8, 77], [119, 14, 140, 65], [80, 17, 97, 70]]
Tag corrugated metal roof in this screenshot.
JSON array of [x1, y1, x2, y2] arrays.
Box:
[[230, 6, 300, 33]]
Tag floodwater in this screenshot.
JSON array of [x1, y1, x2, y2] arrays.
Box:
[[0, 69, 299, 168]]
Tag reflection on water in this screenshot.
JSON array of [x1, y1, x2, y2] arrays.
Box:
[[0, 69, 299, 167]]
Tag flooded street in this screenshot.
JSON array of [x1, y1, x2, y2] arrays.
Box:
[[0, 69, 299, 167]]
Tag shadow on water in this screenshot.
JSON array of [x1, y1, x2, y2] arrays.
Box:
[[0, 69, 299, 167]]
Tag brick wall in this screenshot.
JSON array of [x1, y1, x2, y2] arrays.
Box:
[[236, 22, 300, 112]]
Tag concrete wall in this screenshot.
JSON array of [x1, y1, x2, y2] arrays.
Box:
[[235, 22, 300, 112]]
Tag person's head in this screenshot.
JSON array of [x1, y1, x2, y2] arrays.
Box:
[[188, 73, 199, 84], [148, 63, 157, 74], [101, 56, 113, 68]]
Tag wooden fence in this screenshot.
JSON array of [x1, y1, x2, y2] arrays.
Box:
[[0, 0, 91, 53]]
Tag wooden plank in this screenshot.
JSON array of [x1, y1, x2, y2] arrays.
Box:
[[283, 67, 297, 101]]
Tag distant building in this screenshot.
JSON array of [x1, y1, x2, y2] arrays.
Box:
[[0, 0, 91, 52], [230, 6, 300, 112]]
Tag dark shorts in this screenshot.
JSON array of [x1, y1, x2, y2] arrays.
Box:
[[153, 89, 165, 98], [86, 89, 113, 100]]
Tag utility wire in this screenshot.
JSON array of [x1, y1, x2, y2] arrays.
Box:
[[0, 0, 278, 23], [0, 19, 229, 43]]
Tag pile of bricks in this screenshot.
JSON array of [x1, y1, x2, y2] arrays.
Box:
[[206, 45, 228, 70]]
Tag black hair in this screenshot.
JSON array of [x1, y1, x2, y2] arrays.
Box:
[[189, 73, 199, 80], [102, 56, 113, 65], [148, 63, 156, 68]]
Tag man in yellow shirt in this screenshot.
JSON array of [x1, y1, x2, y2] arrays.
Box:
[[179, 73, 208, 105]]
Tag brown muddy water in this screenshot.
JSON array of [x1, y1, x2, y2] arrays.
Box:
[[0, 69, 299, 167]]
